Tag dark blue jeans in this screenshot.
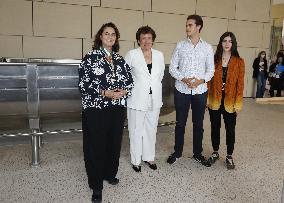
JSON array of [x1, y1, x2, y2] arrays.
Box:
[[173, 89, 207, 156], [256, 71, 266, 98]]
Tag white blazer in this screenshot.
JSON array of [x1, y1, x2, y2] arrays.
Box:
[[125, 47, 165, 111]]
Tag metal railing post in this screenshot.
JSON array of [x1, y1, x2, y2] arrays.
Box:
[[27, 64, 40, 167], [281, 180, 284, 203], [31, 131, 40, 167]]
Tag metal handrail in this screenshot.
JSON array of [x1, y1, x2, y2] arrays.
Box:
[[0, 129, 83, 138], [0, 121, 176, 167], [3, 58, 81, 64], [0, 121, 176, 138]]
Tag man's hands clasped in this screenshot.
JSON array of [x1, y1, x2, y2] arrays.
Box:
[[182, 77, 204, 89]]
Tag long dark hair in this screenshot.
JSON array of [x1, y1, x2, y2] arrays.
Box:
[[257, 51, 266, 62], [214, 32, 239, 64], [92, 22, 120, 52], [257, 51, 266, 58]]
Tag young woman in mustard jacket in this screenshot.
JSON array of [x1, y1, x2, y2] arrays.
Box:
[[207, 32, 245, 169]]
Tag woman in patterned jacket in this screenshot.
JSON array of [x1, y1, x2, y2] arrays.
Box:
[[78, 22, 133, 203], [207, 32, 245, 170]]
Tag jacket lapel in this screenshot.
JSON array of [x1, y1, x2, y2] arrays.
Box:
[[151, 49, 157, 77], [138, 47, 151, 77], [227, 56, 237, 78]]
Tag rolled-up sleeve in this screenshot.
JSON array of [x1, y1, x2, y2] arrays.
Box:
[[169, 43, 184, 81], [204, 45, 215, 82]]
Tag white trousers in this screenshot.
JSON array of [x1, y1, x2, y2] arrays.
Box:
[[127, 96, 160, 165]]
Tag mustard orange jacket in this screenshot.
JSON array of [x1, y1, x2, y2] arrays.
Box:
[[207, 56, 245, 113]]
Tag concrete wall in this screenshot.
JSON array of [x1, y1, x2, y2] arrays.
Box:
[[272, 4, 284, 25], [271, 4, 284, 40], [0, 0, 272, 97]]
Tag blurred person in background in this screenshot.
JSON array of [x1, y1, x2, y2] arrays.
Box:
[[252, 51, 268, 98]]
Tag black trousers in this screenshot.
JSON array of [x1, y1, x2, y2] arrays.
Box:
[[82, 106, 125, 191], [208, 106, 236, 155], [174, 89, 207, 156], [269, 78, 283, 97]]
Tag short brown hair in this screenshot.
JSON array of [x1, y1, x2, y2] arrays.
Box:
[[187, 14, 203, 32], [136, 26, 156, 46]]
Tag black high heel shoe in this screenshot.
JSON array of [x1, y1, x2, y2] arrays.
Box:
[[132, 165, 141, 172], [144, 161, 157, 170]]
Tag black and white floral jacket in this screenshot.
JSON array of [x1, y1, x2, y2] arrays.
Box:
[[78, 49, 134, 110]]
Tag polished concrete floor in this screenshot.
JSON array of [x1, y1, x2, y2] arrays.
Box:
[[0, 99, 283, 203]]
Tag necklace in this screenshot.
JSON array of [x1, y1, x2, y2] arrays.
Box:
[[101, 47, 116, 84], [222, 54, 231, 66]]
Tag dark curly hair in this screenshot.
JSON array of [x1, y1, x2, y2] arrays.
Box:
[[214, 32, 240, 64], [136, 26, 156, 46], [92, 22, 120, 52]]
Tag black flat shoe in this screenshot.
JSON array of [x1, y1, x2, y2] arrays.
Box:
[[132, 165, 141, 172], [92, 190, 102, 203], [144, 161, 157, 170], [106, 177, 119, 185]]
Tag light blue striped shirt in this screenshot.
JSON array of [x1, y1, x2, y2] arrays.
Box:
[[169, 38, 214, 95]]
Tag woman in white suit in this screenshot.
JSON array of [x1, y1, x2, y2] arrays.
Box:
[[125, 26, 165, 172]]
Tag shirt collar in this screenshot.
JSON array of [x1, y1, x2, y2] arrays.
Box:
[[187, 37, 203, 44]]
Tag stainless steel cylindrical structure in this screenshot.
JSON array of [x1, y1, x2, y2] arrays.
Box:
[[0, 59, 175, 166]]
